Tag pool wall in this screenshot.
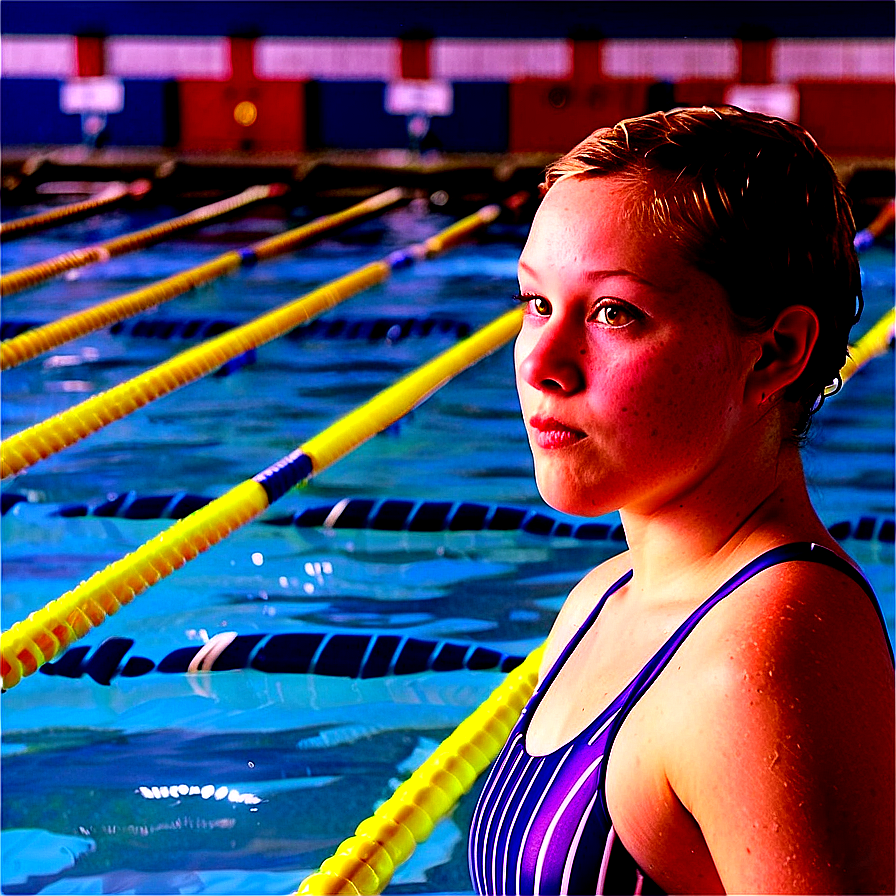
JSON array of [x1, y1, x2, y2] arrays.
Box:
[[1, 1, 894, 158]]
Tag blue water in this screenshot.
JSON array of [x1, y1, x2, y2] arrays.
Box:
[[1, 202, 893, 895]]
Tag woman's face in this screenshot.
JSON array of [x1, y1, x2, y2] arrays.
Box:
[[515, 175, 755, 518]]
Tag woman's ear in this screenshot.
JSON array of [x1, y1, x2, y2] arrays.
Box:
[[745, 305, 819, 404]]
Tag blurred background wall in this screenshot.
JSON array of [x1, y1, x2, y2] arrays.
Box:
[[1, 0, 893, 162]]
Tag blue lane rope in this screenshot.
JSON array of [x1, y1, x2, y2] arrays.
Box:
[[4, 491, 893, 544], [0, 315, 473, 344], [38, 632, 526, 686]]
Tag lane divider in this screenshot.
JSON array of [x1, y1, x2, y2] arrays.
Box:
[[295, 645, 544, 895], [4, 488, 892, 545], [836, 305, 895, 389], [107, 314, 472, 343], [0, 204, 499, 480], [0, 183, 285, 297], [1, 314, 471, 344], [1, 187, 408, 369], [38, 633, 527, 685], [0, 303, 523, 691], [0, 180, 150, 241]]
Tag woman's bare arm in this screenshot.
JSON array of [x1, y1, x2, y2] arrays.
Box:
[[669, 562, 894, 895]]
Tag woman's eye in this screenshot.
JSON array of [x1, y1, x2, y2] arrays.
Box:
[[592, 303, 635, 327], [515, 293, 552, 316]]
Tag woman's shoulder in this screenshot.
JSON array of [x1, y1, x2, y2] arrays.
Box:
[[666, 545, 892, 728], [655, 549, 895, 893], [693, 544, 891, 680]]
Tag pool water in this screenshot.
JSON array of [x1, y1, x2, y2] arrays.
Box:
[[1, 200, 893, 896]]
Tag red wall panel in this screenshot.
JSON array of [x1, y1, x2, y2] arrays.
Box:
[[509, 80, 649, 153], [798, 82, 895, 157], [178, 81, 304, 152], [75, 34, 105, 77], [674, 80, 730, 108], [401, 38, 431, 79]]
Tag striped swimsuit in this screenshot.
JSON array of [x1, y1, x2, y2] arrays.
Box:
[[468, 543, 888, 896]]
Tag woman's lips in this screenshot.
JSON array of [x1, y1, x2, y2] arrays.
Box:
[[529, 415, 586, 449]]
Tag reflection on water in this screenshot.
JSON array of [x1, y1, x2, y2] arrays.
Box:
[[1, 211, 892, 894]]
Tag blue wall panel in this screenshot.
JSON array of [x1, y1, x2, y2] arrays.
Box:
[[104, 80, 178, 146], [429, 82, 508, 153], [1, 78, 177, 146], [307, 82, 408, 150], [307, 81, 508, 152], [1, 80, 82, 145]]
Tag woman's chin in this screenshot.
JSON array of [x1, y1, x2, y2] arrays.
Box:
[[534, 474, 615, 519]]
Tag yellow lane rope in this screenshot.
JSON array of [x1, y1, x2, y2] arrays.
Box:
[[0, 180, 148, 240], [293, 308, 896, 896], [295, 643, 544, 896], [0, 187, 408, 371], [0, 305, 524, 691], [837, 306, 896, 389], [0, 204, 499, 481], [0, 183, 283, 297]]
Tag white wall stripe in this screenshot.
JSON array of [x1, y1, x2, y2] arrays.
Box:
[[432, 38, 572, 81], [106, 37, 230, 80], [772, 38, 894, 81], [1, 35, 76, 77], [533, 754, 605, 895], [256, 38, 399, 80], [5, 35, 893, 86], [602, 39, 739, 80]]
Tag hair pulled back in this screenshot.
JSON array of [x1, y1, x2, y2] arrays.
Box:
[[543, 105, 863, 438]]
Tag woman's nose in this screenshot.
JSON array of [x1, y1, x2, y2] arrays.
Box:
[[516, 320, 585, 394]]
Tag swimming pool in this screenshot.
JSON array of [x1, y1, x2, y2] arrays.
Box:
[[2, 197, 893, 895]]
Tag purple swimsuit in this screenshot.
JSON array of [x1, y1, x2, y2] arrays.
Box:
[[469, 543, 889, 895]]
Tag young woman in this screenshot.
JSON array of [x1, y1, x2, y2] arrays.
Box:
[[468, 106, 894, 895]]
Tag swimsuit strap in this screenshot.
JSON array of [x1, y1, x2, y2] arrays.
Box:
[[595, 541, 892, 815], [524, 541, 890, 746], [524, 567, 634, 722], [657, 542, 891, 665]]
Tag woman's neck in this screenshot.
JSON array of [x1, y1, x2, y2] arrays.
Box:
[[618, 441, 828, 599]]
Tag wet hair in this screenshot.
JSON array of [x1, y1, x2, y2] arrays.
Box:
[[543, 105, 863, 440]]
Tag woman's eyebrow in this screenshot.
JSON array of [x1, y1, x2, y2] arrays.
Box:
[[583, 268, 658, 287], [518, 259, 659, 288]]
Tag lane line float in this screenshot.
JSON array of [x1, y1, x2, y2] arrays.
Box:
[[0, 303, 523, 690], [0, 179, 150, 241], [295, 645, 544, 895], [6, 492, 890, 546], [0, 183, 286, 297], [835, 305, 895, 389], [0, 204, 499, 480], [0, 187, 409, 369], [38, 633, 526, 685]]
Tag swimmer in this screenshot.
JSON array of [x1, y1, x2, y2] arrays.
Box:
[[468, 106, 894, 895]]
